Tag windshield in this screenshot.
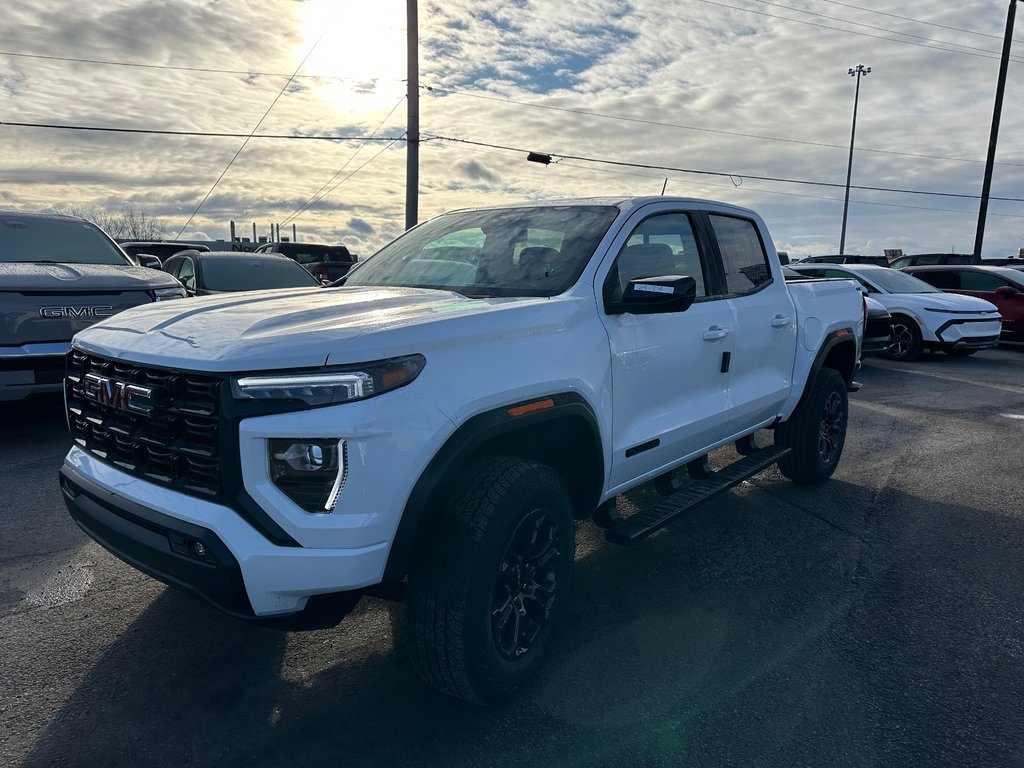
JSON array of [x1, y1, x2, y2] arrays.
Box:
[[344, 205, 620, 297], [0, 215, 130, 265], [864, 269, 941, 294], [202, 258, 319, 291]]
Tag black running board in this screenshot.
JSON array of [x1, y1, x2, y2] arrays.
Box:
[[604, 446, 791, 546]]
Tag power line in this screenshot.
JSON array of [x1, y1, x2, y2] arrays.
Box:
[[175, 32, 327, 238], [694, 0, 1019, 62], [0, 119, 400, 141], [287, 137, 404, 225], [423, 140, 1024, 219], [422, 84, 1024, 168], [281, 96, 407, 227], [422, 133, 1024, 202], [815, 0, 1024, 44], [0, 49, 402, 82], [750, 0, 1023, 58]]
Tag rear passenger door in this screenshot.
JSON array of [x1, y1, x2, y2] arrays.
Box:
[[705, 213, 797, 434], [599, 208, 736, 490]]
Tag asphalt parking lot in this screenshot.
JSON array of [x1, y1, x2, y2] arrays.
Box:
[[2, 346, 1023, 768]]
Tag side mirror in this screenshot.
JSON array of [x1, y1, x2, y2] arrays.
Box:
[[607, 275, 697, 315], [995, 285, 1019, 297], [136, 253, 163, 270]]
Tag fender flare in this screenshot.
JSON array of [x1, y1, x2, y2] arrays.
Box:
[[381, 392, 604, 583]]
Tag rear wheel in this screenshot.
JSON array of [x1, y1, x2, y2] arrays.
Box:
[[775, 368, 848, 485], [406, 457, 575, 704]]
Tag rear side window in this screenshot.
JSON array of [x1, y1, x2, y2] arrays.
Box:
[[709, 215, 771, 294], [960, 271, 1010, 292]]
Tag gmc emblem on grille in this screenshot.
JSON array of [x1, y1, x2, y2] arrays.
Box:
[[82, 373, 153, 416], [40, 306, 114, 319]]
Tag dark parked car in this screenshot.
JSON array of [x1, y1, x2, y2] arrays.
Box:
[[161, 250, 321, 296], [888, 253, 976, 269], [253, 242, 357, 281], [799, 254, 890, 266], [121, 241, 210, 267], [903, 264, 1024, 339]]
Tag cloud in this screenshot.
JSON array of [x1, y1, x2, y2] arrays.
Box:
[[0, 0, 1021, 258], [453, 157, 501, 184], [346, 217, 375, 235]]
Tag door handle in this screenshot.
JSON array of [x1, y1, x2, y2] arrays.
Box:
[[702, 326, 730, 341], [771, 315, 793, 328]]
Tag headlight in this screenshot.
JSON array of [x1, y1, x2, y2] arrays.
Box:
[[231, 354, 425, 407], [269, 438, 346, 512], [153, 286, 187, 301]]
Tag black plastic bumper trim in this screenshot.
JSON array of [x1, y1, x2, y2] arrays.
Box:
[[59, 464, 256, 617]]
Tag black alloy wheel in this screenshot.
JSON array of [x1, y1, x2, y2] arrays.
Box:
[[818, 390, 844, 465], [491, 508, 562, 660]]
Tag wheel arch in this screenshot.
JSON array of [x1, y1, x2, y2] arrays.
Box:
[[382, 392, 604, 583], [781, 329, 858, 421]]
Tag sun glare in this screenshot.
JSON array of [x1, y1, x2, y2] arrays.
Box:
[[296, 0, 408, 114]]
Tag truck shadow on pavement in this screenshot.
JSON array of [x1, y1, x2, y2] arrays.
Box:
[[19, 476, 1024, 768]]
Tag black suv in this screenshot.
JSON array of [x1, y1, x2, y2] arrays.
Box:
[[888, 253, 977, 269], [798, 254, 890, 266], [253, 242, 357, 281]]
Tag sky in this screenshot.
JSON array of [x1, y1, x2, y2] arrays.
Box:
[[1, 0, 1022, 258]]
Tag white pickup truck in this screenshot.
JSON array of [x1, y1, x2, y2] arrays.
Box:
[[60, 197, 863, 703]]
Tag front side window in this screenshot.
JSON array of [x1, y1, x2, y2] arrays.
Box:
[[913, 270, 960, 290], [345, 205, 619, 298], [177, 258, 196, 290], [0, 215, 130, 266], [709, 214, 772, 295], [609, 212, 709, 301]]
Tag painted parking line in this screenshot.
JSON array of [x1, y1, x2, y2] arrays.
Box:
[[867, 364, 1023, 395]]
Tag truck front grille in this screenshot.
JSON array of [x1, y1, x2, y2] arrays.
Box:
[[66, 350, 223, 499]]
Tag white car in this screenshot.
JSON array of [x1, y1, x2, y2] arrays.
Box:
[[790, 263, 1001, 360]]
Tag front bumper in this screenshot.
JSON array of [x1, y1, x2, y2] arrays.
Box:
[[60, 448, 390, 617], [0, 342, 69, 401], [928, 317, 1001, 351]]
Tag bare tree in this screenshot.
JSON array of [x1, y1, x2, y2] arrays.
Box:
[[53, 204, 166, 241]]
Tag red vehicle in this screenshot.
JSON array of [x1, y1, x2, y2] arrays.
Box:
[[903, 265, 1024, 339]]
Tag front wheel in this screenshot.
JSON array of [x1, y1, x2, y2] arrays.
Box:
[[406, 457, 575, 704], [886, 316, 923, 361], [775, 368, 848, 485]]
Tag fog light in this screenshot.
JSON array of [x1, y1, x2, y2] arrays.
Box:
[[193, 540, 207, 558], [268, 438, 346, 513]]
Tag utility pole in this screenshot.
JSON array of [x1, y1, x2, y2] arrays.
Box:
[[974, 0, 1019, 259], [406, 0, 419, 230], [840, 64, 870, 256]]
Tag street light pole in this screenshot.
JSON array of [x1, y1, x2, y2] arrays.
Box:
[[840, 64, 870, 256], [973, 0, 1018, 259]]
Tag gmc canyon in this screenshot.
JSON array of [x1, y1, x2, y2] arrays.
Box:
[[59, 197, 863, 703]]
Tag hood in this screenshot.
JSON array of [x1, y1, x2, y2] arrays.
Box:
[[0, 262, 180, 292], [73, 286, 556, 371]]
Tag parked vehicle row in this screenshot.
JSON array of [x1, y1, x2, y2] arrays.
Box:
[[789, 263, 1002, 361], [162, 250, 321, 296]]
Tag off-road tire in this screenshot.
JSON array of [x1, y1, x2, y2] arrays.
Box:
[[775, 367, 848, 485], [406, 456, 575, 704]]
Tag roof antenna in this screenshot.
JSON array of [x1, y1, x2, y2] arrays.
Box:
[[661, 178, 668, 195]]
